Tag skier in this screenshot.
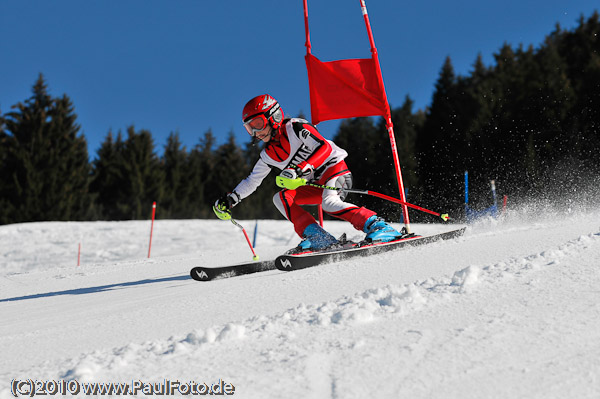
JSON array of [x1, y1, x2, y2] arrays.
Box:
[[214, 94, 403, 251]]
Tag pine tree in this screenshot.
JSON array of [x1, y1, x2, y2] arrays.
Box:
[[333, 117, 381, 211], [208, 132, 248, 207], [417, 56, 465, 212], [184, 143, 207, 218], [161, 132, 193, 218], [119, 126, 165, 219], [559, 12, 600, 174], [0, 74, 91, 223], [90, 126, 164, 220], [334, 117, 379, 190], [0, 110, 15, 223], [464, 53, 496, 185], [90, 130, 125, 219], [190, 130, 217, 218], [384, 97, 421, 197]]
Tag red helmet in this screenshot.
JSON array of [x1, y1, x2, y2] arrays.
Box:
[[242, 94, 284, 136]]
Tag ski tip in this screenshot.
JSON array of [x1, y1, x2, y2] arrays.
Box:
[[190, 267, 210, 281]]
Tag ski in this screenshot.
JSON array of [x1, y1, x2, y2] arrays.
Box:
[[275, 227, 467, 272], [190, 227, 466, 281], [190, 259, 276, 281]]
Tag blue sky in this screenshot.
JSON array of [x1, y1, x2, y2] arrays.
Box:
[[1, 1, 598, 158]]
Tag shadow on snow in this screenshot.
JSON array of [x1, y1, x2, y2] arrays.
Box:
[[0, 274, 190, 303]]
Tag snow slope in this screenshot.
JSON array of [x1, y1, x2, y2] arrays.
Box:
[[1, 207, 600, 398]]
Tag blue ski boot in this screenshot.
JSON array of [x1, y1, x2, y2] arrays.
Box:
[[298, 223, 338, 251], [363, 216, 402, 243]]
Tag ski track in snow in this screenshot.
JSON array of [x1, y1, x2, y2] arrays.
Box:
[[1, 210, 600, 398]]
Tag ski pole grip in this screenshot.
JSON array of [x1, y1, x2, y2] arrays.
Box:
[[275, 176, 307, 190]]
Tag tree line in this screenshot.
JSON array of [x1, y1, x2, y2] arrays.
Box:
[[337, 11, 600, 219], [1, 11, 599, 225]]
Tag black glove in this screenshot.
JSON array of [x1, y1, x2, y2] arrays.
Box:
[[213, 192, 240, 220], [215, 192, 240, 210]]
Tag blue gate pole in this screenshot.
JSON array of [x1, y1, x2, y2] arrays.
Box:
[[464, 171, 469, 213], [252, 220, 258, 248]]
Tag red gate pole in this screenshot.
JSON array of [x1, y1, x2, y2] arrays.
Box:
[[305, 0, 323, 228], [359, 0, 411, 231], [303, 0, 311, 55], [148, 201, 156, 258]]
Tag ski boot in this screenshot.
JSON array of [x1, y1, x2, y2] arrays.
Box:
[[363, 216, 402, 243], [296, 223, 338, 252]]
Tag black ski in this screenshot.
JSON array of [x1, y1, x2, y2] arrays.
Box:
[[190, 227, 466, 281], [275, 227, 466, 272], [190, 259, 276, 281]]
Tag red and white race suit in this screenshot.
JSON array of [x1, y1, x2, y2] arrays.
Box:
[[233, 118, 375, 237]]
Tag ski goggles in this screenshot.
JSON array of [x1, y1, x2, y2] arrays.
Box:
[[243, 114, 268, 137]]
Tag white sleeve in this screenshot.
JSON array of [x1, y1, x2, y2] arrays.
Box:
[[233, 158, 272, 200]]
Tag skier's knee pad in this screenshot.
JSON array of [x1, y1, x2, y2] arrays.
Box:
[[327, 173, 353, 201]]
